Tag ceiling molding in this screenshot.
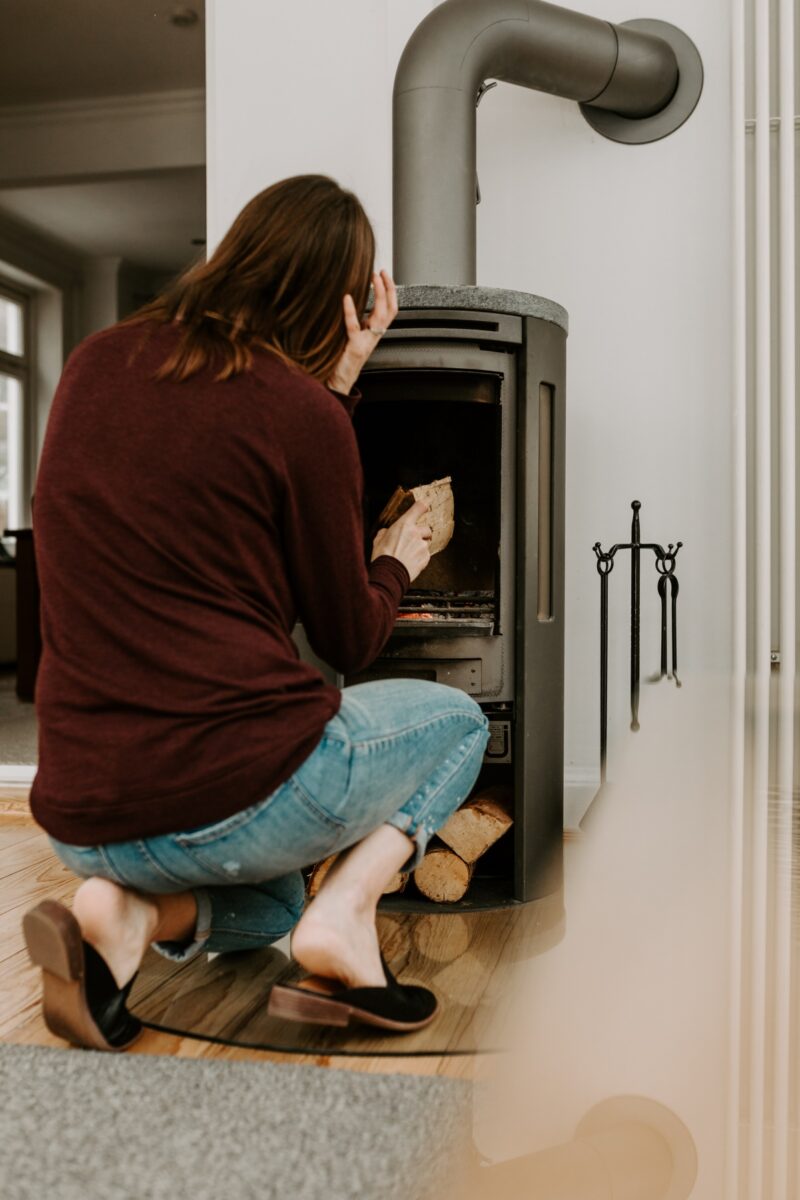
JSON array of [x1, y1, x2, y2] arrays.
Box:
[[0, 88, 205, 187], [0, 87, 205, 132]]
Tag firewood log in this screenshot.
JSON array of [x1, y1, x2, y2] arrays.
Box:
[[436, 784, 514, 865], [307, 854, 408, 898], [377, 476, 454, 555], [383, 870, 409, 895], [413, 846, 474, 903], [377, 484, 415, 527], [306, 854, 338, 898]]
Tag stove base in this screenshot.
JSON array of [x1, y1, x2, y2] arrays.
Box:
[[378, 875, 519, 914]]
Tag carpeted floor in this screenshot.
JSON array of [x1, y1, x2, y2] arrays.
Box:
[[0, 670, 36, 765], [0, 1043, 475, 1200]]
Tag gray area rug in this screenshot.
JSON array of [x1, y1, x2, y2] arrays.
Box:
[[0, 1043, 474, 1200]]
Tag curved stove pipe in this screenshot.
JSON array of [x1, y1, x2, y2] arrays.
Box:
[[393, 0, 703, 285]]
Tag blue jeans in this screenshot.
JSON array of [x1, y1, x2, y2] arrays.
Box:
[[48, 679, 491, 965]]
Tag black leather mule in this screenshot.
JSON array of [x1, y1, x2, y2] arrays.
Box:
[[22, 898, 143, 1051], [266, 952, 439, 1031]]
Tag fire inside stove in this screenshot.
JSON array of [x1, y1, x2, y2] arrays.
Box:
[[354, 368, 503, 638], [395, 589, 495, 636]]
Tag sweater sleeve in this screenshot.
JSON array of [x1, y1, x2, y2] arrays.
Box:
[[279, 393, 410, 676]]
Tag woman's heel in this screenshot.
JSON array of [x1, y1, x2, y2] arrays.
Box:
[[22, 899, 143, 1052], [267, 983, 352, 1027], [266, 954, 439, 1031]]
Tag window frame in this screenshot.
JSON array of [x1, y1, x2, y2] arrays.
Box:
[[0, 276, 34, 533]]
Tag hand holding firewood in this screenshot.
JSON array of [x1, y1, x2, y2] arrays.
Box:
[[376, 477, 455, 555], [370, 498, 432, 582]]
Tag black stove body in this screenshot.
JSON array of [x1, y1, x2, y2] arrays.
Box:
[[295, 287, 567, 909]]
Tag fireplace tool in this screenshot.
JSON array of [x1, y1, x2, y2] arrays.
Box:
[[592, 501, 682, 786]]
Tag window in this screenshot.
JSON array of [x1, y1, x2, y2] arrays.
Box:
[[0, 281, 30, 536]]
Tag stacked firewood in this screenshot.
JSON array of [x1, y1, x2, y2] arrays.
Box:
[[306, 783, 513, 904]]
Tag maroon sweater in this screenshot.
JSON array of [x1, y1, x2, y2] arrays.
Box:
[[29, 321, 409, 845]]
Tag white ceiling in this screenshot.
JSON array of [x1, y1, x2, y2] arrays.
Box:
[[0, 168, 206, 271], [0, 1, 205, 106]]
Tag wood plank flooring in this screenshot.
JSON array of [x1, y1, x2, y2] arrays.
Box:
[[0, 797, 501, 1079]]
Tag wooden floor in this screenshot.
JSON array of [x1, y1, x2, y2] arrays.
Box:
[[0, 791, 492, 1079]]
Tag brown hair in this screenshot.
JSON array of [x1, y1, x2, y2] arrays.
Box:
[[121, 174, 375, 384]]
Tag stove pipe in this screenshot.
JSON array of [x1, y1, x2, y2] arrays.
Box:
[[393, 0, 704, 286]]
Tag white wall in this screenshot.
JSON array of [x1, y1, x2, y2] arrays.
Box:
[[207, 0, 734, 775], [205, 1, 421, 265], [476, 0, 734, 770]]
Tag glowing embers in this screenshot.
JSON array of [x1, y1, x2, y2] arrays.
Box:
[[394, 590, 496, 637]]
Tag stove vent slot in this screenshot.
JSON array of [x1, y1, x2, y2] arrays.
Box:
[[391, 317, 500, 332], [380, 310, 523, 345]]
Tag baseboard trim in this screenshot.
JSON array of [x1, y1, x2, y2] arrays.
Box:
[[564, 766, 601, 789], [0, 765, 36, 784], [564, 766, 601, 832]]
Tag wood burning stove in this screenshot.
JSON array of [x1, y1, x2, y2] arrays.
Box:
[[293, 285, 567, 910]]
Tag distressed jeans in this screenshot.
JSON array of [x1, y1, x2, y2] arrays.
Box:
[[49, 678, 491, 965]]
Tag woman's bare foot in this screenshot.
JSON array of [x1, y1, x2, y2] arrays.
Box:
[[291, 826, 416, 989], [291, 885, 386, 989], [72, 877, 161, 990]]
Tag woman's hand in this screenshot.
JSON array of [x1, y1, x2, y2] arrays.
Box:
[[371, 498, 432, 584], [327, 269, 398, 395]]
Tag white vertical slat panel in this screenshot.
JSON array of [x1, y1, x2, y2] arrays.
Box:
[[773, 0, 797, 1191], [737, 0, 798, 1190], [728, 0, 748, 1191], [748, 0, 772, 1193]]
